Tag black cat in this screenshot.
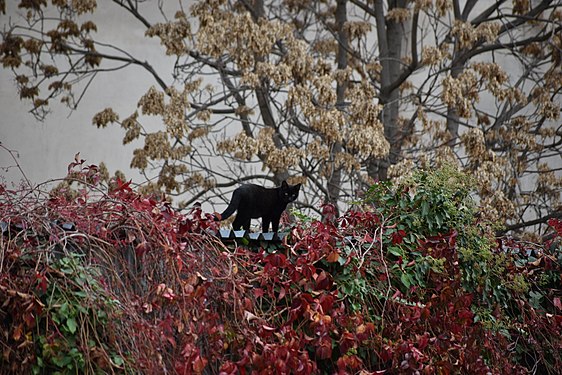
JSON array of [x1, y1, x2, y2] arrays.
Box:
[[215, 181, 301, 232]]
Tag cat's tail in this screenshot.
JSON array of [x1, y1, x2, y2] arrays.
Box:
[[216, 189, 240, 221]]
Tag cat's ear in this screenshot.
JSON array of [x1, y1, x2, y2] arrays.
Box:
[[295, 183, 302, 191], [281, 180, 289, 188]]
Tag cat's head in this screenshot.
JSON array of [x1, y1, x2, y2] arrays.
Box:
[[280, 181, 301, 203]]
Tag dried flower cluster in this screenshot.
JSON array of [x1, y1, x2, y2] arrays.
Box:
[[138, 86, 166, 116], [92, 107, 118, 128], [532, 87, 561, 120], [163, 86, 190, 138], [441, 71, 479, 118], [217, 128, 304, 173], [121, 111, 141, 145], [343, 21, 371, 40], [195, 11, 290, 71], [51, 0, 96, 15], [451, 21, 500, 50], [217, 132, 259, 161], [306, 139, 330, 161], [472, 62, 526, 104], [460, 128, 487, 162], [145, 12, 190, 56], [421, 45, 449, 66], [388, 159, 416, 182], [334, 152, 361, 173], [536, 163, 562, 206], [386, 8, 410, 23]]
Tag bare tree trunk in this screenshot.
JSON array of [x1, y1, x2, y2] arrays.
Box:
[[446, 65, 463, 148], [368, 0, 408, 181], [327, 0, 349, 211], [446, 0, 468, 148]]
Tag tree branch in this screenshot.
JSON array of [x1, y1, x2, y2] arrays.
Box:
[[498, 210, 562, 235]]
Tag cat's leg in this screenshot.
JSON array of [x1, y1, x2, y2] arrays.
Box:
[[232, 216, 244, 231], [242, 219, 251, 232], [271, 215, 280, 233], [262, 217, 271, 233]]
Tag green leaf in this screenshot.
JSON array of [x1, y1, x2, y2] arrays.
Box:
[[52, 354, 72, 368], [435, 213, 443, 228], [400, 272, 412, 288], [388, 246, 403, 257], [66, 317, 77, 334], [73, 291, 87, 298], [59, 302, 69, 315], [528, 290, 543, 309], [421, 201, 429, 217], [337, 255, 347, 266], [113, 355, 125, 366]]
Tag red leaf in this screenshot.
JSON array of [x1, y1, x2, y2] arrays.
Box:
[[554, 297, 562, 311], [336, 354, 364, 371], [266, 253, 287, 268], [12, 324, 23, 341], [326, 250, 340, 263], [219, 362, 237, 375], [315, 339, 332, 359], [35, 272, 48, 294], [67, 152, 85, 173], [253, 288, 264, 298], [318, 293, 335, 313], [391, 229, 406, 245], [314, 271, 333, 291], [278, 286, 286, 301], [192, 355, 208, 374], [356, 323, 374, 341], [135, 241, 149, 257], [23, 312, 35, 328], [339, 332, 356, 353], [112, 178, 133, 194], [416, 333, 430, 350]]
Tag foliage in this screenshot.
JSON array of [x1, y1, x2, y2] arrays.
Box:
[[1, 0, 561, 233], [1, 163, 561, 374], [1, 160, 228, 374]]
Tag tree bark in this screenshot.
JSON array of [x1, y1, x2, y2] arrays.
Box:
[[327, 0, 349, 212], [368, 0, 408, 181]]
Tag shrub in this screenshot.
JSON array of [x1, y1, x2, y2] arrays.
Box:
[[1, 162, 560, 374]]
